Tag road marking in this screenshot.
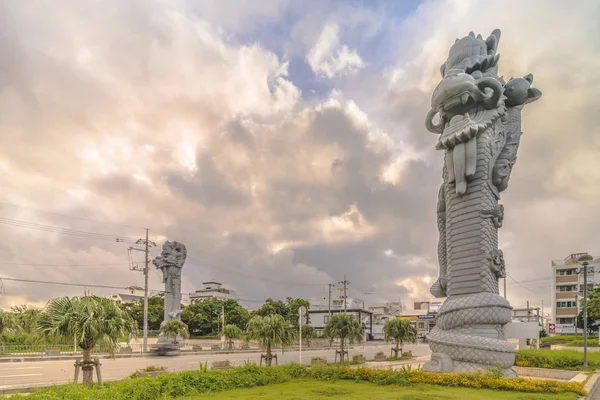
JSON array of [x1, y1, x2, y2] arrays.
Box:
[[0, 367, 42, 370], [0, 374, 43, 378]]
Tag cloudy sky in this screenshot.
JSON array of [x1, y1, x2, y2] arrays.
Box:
[[1, 0, 599, 314]]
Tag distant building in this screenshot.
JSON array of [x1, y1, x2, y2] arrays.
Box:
[[308, 289, 373, 340], [396, 301, 442, 338], [368, 302, 404, 340], [308, 308, 373, 340], [107, 286, 144, 304], [189, 282, 236, 303], [550, 253, 600, 334]]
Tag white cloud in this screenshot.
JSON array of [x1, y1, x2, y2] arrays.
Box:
[[306, 22, 364, 78]]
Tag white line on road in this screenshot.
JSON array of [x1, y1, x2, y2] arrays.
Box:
[[0, 367, 42, 370], [0, 374, 43, 378]]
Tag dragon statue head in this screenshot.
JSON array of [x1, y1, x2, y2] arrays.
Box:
[[425, 29, 541, 195], [153, 241, 187, 270]]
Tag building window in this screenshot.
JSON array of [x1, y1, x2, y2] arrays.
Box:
[[556, 301, 576, 308], [556, 285, 577, 292], [557, 269, 577, 276], [324, 315, 330, 324], [418, 322, 425, 329], [558, 318, 574, 324]]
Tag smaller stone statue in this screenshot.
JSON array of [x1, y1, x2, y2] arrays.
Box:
[[153, 241, 186, 348]]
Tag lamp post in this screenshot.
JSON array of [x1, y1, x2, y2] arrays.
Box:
[[578, 254, 594, 367]]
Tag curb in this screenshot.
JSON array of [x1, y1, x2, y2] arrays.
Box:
[[0, 346, 347, 363], [580, 372, 600, 400]]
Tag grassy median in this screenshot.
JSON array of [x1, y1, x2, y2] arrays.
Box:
[[176, 380, 579, 400]]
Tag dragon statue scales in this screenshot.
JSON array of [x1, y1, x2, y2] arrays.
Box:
[[423, 29, 541, 377]]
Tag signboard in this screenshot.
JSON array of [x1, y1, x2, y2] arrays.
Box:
[[418, 314, 437, 319], [548, 323, 555, 334], [555, 324, 576, 334]]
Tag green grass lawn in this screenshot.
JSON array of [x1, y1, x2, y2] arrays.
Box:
[[176, 379, 579, 400]]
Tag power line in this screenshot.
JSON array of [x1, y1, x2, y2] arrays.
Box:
[[507, 272, 538, 293], [186, 256, 330, 286], [0, 262, 127, 267], [0, 277, 133, 291], [0, 201, 145, 230], [0, 217, 138, 243]]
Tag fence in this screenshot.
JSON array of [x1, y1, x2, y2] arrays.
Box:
[[0, 343, 144, 357]]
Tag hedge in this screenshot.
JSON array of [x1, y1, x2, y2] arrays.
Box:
[[9, 363, 586, 400], [516, 348, 600, 370]]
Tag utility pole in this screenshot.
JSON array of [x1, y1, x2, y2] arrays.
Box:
[[578, 254, 594, 368], [541, 300, 544, 331], [526, 301, 530, 322], [503, 276, 507, 299], [584, 264, 589, 367], [339, 276, 350, 313], [575, 293, 579, 336], [328, 284, 335, 317], [132, 230, 156, 353]]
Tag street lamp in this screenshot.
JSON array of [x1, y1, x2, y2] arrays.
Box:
[[578, 254, 594, 367]]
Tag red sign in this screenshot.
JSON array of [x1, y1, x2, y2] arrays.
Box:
[[549, 323, 556, 334]]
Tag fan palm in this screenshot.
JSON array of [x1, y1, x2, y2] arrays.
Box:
[[245, 315, 294, 366], [323, 313, 364, 363], [383, 319, 417, 358], [222, 324, 242, 349], [37, 296, 137, 386], [159, 319, 190, 344]]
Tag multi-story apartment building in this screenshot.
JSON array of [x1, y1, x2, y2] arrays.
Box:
[[551, 253, 598, 334], [189, 281, 237, 303]]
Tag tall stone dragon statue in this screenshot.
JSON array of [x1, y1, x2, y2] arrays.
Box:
[[423, 29, 541, 377]]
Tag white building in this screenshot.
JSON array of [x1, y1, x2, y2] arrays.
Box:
[[550, 253, 599, 334], [368, 302, 404, 340], [189, 282, 236, 303], [107, 286, 144, 304], [308, 289, 373, 339]]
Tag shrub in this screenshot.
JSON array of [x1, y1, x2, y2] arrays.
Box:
[[142, 365, 166, 372], [516, 349, 600, 370], [8, 363, 585, 399], [567, 339, 600, 347]]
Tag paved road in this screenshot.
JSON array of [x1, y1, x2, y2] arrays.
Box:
[[0, 343, 431, 390]]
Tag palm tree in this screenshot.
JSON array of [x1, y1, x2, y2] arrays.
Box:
[[159, 319, 190, 344], [245, 314, 294, 366], [37, 296, 137, 386], [222, 324, 242, 350], [383, 319, 417, 358], [323, 313, 363, 363]]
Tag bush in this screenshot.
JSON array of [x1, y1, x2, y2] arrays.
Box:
[[540, 334, 582, 343], [516, 349, 600, 370], [567, 339, 600, 347], [8, 363, 586, 399]]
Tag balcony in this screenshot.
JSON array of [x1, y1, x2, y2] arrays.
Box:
[[556, 276, 578, 283]]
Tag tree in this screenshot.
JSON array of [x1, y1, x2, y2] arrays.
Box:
[[245, 314, 295, 366], [181, 299, 250, 336], [222, 324, 243, 349], [159, 320, 189, 344], [576, 311, 598, 334], [37, 296, 137, 386], [383, 319, 417, 358], [286, 297, 310, 328], [323, 313, 364, 363], [119, 296, 164, 331], [253, 298, 288, 317]]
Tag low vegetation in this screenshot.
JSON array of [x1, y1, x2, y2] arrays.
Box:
[[177, 380, 578, 400], [516, 348, 600, 370], [9, 363, 585, 400]]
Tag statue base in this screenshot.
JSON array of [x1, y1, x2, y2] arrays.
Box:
[[424, 353, 517, 377], [152, 333, 183, 356]]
